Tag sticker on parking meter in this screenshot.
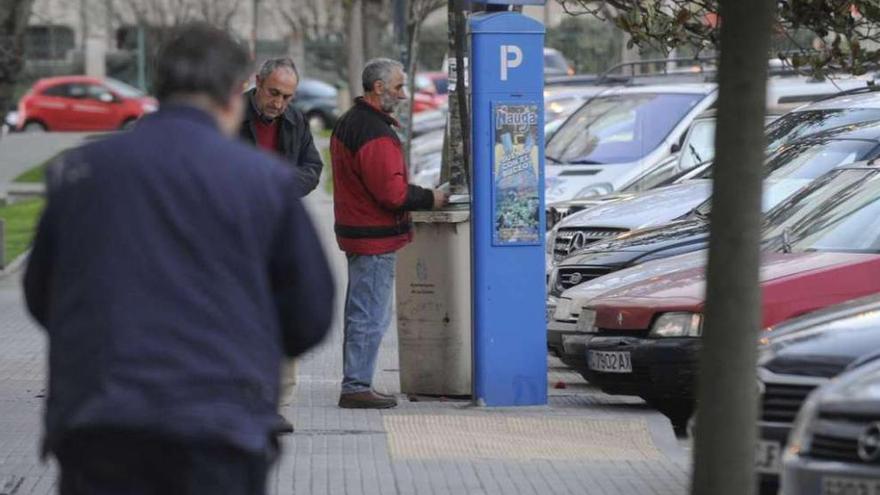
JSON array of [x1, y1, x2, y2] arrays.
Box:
[[492, 102, 541, 246]]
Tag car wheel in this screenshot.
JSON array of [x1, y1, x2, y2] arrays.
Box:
[[120, 118, 137, 131], [307, 112, 328, 133], [23, 121, 46, 133], [649, 398, 694, 435]]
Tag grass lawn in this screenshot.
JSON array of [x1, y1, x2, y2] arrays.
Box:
[[13, 152, 64, 183], [0, 198, 45, 266]]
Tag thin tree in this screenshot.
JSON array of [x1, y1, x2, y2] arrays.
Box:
[[0, 0, 35, 120], [692, 0, 773, 493]]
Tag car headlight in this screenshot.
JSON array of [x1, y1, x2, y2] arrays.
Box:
[[141, 102, 158, 113], [649, 312, 703, 338], [575, 183, 612, 199], [785, 391, 820, 460], [576, 308, 597, 333]]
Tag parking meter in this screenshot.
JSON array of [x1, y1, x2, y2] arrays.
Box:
[[469, 9, 547, 406]]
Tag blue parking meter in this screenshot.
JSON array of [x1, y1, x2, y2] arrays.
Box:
[[469, 11, 547, 406]]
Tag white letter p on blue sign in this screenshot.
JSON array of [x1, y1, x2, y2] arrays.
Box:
[[500, 45, 523, 81]]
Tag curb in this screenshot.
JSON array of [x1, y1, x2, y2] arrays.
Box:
[[0, 249, 30, 280]]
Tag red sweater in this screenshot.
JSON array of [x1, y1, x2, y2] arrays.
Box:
[[253, 118, 280, 154], [330, 98, 434, 255]]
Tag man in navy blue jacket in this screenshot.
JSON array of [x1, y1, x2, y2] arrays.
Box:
[[23, 23, 334, 495]]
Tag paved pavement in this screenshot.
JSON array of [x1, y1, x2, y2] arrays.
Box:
[[0, 133, 94, 191], [0, 145, 693, 494]]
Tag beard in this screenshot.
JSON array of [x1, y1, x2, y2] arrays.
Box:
[[380, 92, 400, 114]]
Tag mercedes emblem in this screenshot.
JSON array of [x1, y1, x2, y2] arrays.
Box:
[[569, 272, 583, 285], [568, 232, 587, 252], [858, 422, 880, 462]]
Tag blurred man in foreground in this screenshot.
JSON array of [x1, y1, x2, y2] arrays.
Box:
[[23, 23, 334, 494]]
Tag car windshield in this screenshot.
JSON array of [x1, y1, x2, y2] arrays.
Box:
[[766, 169, 880, 254], [690, 139, 878, 218], [103, 78, 145, 98], [762, 139, 875, 179], [545, 92, 704, 164], [765, 108, 880, 153]]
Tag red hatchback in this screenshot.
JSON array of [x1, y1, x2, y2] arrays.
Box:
[[17, 76, 157, 132]]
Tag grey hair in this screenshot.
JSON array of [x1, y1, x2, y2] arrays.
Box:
[[258, 57, 299, 81], [362, 58, 404, 93]]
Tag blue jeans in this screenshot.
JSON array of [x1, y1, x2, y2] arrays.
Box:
[[342, 253, 396, 394]]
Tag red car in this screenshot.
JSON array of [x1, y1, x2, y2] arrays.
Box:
[[579, 165, 880, 427], [17, 76, 157, 132], [413, 71, 448, 113]]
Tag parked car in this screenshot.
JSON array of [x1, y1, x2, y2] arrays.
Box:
[[16, 76, 157, 132], [545, 78, 875, 205], [545, 83, 717, 203], [291, 78, 339, 132], [580, 164, 880, 427], [548, 154, 880, 374], [545, 87, 880, 261], [782, 357, 880, 495], [544, 47, 575, 77], [755, 294, 880, 493], [415, 71, 449, 110]]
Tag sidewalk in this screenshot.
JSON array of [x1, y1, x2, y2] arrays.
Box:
[[0, 186, 692, 495]]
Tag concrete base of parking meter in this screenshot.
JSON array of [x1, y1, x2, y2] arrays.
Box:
[[395, 208, 472, 397]]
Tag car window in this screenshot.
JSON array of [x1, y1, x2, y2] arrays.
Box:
[[545, 93, 704, 165], [620, 154, 681, 193], [67, 84, 88, 99], [765, 109, 880, 153], [691, 139, 878, 218], [41, 83, 71, 97], [432, 77, 449, 95], [763, 169, 874, 240], [778, 170, 880, 253], [544, 50, 569, 71], [104, 78, 145, 99], [86, 85, 113, 101], [679, 119, 716, 170]]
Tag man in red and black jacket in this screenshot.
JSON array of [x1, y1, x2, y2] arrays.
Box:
[[331, 58, 447, 409]]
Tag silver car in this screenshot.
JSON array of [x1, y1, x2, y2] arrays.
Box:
[[782, 357, 880, 494]]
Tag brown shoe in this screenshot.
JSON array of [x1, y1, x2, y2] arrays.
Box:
[[338, 390, 398, 409]]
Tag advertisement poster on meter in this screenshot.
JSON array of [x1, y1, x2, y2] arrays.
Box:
[[493, 102, 541, 246]]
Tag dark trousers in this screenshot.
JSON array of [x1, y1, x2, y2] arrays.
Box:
[[55, 429, 274, 495]]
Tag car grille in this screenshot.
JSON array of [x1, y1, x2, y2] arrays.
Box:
[[806, 413, 880, 464], [553, 228, 628, 261], [761, 383, 818, 424], [809, 433, 861, 463], [555, 266, 614, 292]]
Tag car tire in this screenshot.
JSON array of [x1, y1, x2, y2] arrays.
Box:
[[23, 121, 46, 133], [120, 118, 137, 131], [649, 398, 694, 435]]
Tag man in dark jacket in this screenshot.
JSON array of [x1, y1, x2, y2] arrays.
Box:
[[331, 58, 446, 409], [240, 57, 323, 197], [23, 24, 334, 494]]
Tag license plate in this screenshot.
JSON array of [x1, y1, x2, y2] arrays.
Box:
[[754, 440, 781, 474], [588, 351, 632, 373], [822, 476, 880, 495]]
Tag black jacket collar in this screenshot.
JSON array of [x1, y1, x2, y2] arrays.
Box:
[[354, 97, 399, 128]]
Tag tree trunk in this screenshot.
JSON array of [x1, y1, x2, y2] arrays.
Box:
[[362, 0, 385, 61], [345, 0, 364, 100], [0, 0, 34, 120], [691, 1, 773, 494], [441, 0, 470, 194]]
